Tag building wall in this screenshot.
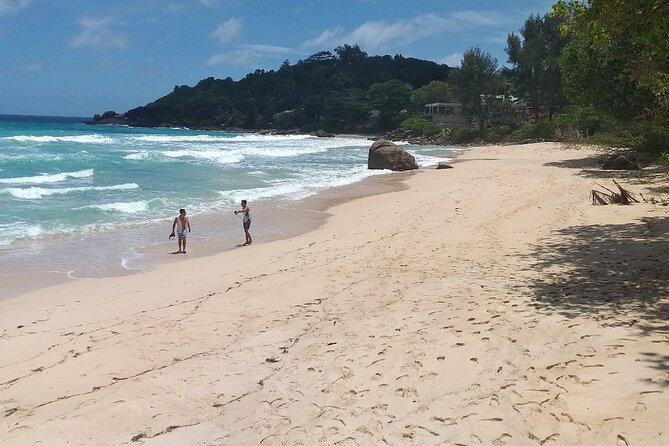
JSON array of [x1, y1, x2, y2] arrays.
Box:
[[422, 102, 531, 129]]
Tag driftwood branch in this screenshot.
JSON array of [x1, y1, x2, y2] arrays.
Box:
[[591, 181, 639, 205]]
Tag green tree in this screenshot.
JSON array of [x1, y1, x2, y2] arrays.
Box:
[[124, 48, 451, 131], [410, 80, 454, 112], [325, 88, 370, 129], [334, 44, 368, 65], [452, 47, 501, 129], [506, 13, 567, 121], [367, 79, 413, 130], [553, 0, 669, 128]]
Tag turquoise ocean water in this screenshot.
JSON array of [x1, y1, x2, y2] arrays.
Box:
[[0, 115, 456, 287]]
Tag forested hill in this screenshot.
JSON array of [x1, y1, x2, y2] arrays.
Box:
[[106, 45, 452, 132]]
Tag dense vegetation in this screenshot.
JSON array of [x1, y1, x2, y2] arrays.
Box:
[[104, 1, 667, 152], [122, 45, 450, 133], [551, 0, 669, 151]]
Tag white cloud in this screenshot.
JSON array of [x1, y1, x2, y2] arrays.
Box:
[[441, 52, 462, 67], [15, 62, 41, 72], [302, 27, 343, 49], [71, 16, 127, 49], [198, 0, 218, 6], [451, 10, 501, 27], [0, 0, 30, 15], [486, 31, 511, 44], [206, 44, 301, 67], [167, 3, 185, 13], [302, 11, 506, 51], [207, 50, 255, 67], [238, 44, 301, 55], [210, 17, 242, 43]]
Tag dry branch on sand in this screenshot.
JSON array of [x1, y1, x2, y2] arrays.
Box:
[[591, 180, 640, 205]]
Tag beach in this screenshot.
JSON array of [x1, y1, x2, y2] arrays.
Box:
[[1, 142, 667, 445], [0, 118, 453, 299]]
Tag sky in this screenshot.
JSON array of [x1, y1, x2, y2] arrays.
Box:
[[0, 0, 554, 117]]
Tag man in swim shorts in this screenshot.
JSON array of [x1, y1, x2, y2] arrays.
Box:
[[234, 200, 252, 245], [170, 208, 191, 253]]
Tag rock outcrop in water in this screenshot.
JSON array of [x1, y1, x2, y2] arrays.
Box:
[[89, 111, 128, 126], [367, 139, 418, 171]]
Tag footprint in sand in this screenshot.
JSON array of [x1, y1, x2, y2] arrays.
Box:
[[431, 416, 456, 426], [395, 387, 418, 398], [492, 433, 512, 445]]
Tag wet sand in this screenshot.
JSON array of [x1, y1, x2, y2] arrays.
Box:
[[1, 142, 667, 445], [0, 170, 413, 300]]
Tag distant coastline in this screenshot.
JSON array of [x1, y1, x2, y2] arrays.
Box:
[[0, 113, 88, 123]]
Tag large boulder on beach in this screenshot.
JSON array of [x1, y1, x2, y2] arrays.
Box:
[[601, 154, 641, 170], [368, 139, 418, 171], [311, 129, 335, 137]]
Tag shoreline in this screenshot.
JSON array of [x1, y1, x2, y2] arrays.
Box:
[[2, 142, 666, 445], [0, 163, 422, 301], [1, 121, 458, 300]]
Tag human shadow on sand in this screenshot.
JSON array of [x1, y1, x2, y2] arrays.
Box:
[[523, 216, 669, 335]]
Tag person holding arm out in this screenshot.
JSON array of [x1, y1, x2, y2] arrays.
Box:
[[234, 200, 252, 245]]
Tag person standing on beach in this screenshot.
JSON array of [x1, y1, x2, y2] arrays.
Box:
[[170, 208, 191, 253], [234, 200, 252, 245]]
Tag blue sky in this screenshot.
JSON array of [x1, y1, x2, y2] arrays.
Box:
[[0, 0, 553, 117]]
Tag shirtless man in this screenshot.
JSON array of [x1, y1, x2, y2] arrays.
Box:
[[170, 208, 191, 253], [234, 200, 252, 245]]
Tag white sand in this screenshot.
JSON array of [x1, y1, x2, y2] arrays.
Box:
[[1, 142, 667, 445]]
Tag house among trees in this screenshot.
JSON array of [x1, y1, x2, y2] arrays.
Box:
[[423, 101, 529, 129], [422, 102, 468, 128], [489, 102, 531, 128]]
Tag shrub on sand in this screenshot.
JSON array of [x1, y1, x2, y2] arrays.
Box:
[[485, 125, 512, 143], [510, 122, 554, 141], [400, 117, 444, 137], [450, 128, 482, 143]]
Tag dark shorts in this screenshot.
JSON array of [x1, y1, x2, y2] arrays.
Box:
[[243, 221, 251, 230]]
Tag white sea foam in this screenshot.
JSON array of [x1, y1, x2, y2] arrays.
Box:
[[160, 149, 245, 164], [130, 133, 314, 144], [2, 183, 139, 199], [219, 165, 387, 203], [0, 153, 64, 162], [123, 151, 149, 160], [411, 152, 451, 167], [4, 134, 114, 144], [228, 134, 314, 142], [132, 135, 223, 143], [0, 169, 93, 185], [221, 183, 309, 203], [236, 145, 328, 158], [0, 223, 44, 246], [79, 201, 149, 214]]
